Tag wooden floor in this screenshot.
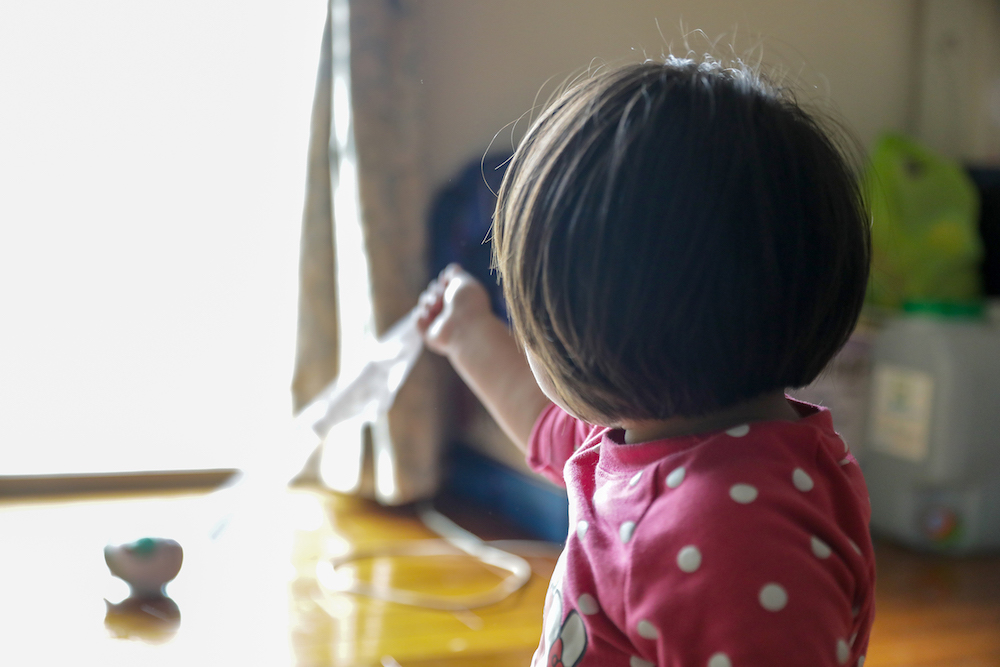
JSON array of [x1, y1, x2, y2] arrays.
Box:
[[1, 481, 998, 666], [288, 491, 555, 667], [868, 541, 1000, 667]]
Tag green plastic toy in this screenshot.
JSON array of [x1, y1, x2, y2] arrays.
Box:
[[863, 133, 983, 311]]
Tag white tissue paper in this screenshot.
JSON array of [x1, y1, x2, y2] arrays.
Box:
[[297, 309, 423, 437], [208, 309, 424, 541], [294, 309, 425, 501]]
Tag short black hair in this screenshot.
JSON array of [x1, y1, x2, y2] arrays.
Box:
[[493, 58, 871, 422]]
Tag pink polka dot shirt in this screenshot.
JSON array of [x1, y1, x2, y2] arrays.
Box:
[[527, 398, 875, 667]]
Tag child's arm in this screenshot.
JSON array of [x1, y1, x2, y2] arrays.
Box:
[[416, 264, 551, 453]]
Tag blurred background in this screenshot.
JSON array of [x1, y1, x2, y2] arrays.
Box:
[[1, 2, 999, 664], [2, 0, 998, 503]]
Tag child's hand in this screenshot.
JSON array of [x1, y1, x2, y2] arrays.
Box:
[[416, 264, 494, 358], [416, 263, 548, 452]]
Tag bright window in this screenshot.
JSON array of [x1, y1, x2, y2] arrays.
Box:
[[0, 1, 326, 475]]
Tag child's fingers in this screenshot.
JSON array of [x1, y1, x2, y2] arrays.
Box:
[[416, 263, 471, 338], [440, 262, 465, 283], [416, 276, 447, 333], [415, 294, 437, 330]]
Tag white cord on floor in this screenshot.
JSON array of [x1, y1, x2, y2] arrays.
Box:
[[315, 501, 559, 612]]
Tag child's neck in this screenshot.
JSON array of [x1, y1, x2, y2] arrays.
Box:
[[618, 391, 799, 444]]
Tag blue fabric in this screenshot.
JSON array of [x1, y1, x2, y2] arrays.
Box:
[[428, 154, 512, 321]]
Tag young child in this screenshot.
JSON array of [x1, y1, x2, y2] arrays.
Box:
[[417, 57, 873, 667]]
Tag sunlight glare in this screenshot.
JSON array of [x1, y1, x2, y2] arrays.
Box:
[[0, 0, 328, 474]]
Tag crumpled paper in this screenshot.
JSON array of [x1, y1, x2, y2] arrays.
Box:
[[296, 309, 424, 438], [294, 309, 425, 501]]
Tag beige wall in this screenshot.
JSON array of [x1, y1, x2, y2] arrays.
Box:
[[415, 0, 920, 191], [914, 0, 1000, 162]]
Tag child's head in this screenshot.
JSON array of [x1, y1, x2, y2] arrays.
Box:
[[493, 57, 870, 424]]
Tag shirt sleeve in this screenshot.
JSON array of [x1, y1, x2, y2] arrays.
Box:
[[526, 403, 595, 488], [622, 471, 873, 667]]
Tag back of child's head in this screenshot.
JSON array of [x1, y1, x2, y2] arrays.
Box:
[[493, 56, 870, 424]]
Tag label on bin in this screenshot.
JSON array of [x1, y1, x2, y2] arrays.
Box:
[[870, 364, 934, 462]]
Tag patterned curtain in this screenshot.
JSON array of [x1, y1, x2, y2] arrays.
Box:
[[292, 0, 443, 504]]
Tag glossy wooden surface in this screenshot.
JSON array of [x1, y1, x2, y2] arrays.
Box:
[[867, 542, 1000, 667], [1, 482, 998, 666], [289, 492, 555, 667], [0, 483, 553, 666]]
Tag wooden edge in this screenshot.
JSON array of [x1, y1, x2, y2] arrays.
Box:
[[0, 468, 242, 498]]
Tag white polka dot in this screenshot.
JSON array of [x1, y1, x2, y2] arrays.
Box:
[[852, 605, 860, 618], [630, 657, 654, 667], [726, 424, 750, 437], [849, 539, 862, 555], [629, 470, 643, 487], [637, 619, 658, 639], [759, 583, 788, 611], [793, 468, 814, 492], [677, 545, 702, 573], [708, 653, 732, 667], [577, 593, 599, 615], [811, 536, 832, 559], [620, 521, 636, 543], [850, 632, 858, 646], [666, 466, 686, 488], [857, 656, 865, 667], [840, 458, 851, 466], [729, 483, 758, 504], [593, 483, 609, 507], [837, 638, 850, 664], [576, 520, 588, 540]]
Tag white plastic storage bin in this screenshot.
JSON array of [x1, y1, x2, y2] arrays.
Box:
[[863, 304, 1000, 553]]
